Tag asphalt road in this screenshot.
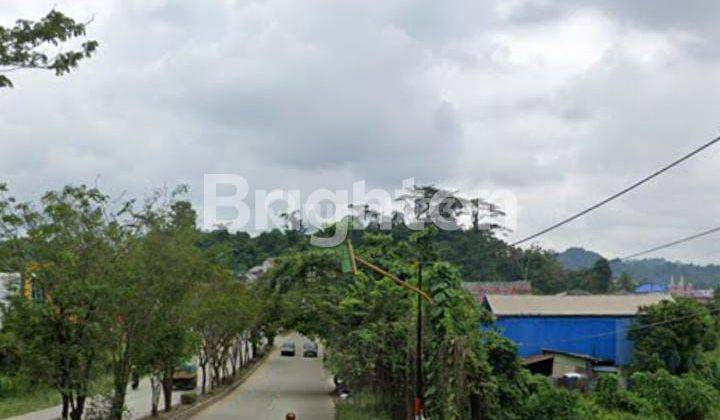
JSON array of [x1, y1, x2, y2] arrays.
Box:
[[194, 333, 334, 420]]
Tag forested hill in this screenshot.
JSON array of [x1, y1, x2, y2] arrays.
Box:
[[555, 247, 720, 288]]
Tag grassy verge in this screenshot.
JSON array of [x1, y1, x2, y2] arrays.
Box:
[[335, 398, 393, 420], [0, 375, 113, 419], [0, 386, 61, 419]]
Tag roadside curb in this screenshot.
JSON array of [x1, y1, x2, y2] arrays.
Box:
[[138, 346, 274, 420]]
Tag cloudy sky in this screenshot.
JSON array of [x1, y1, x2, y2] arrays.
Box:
[[1, 0, 720, 263]]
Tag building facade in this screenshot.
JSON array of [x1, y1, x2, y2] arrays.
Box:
[[484, 294, 672, 366]]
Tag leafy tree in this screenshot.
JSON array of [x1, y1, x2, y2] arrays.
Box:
[[521, 378, 582, 419], [616, 272, 635, 292], [593, 374, 658, 416], [192, 272, 254, 394], [631, 370, 719, 419], [589, 258, 613, 293], [105, 192, 202, 419], [0, 10, 98, 88], [630, 299, 718, 374], [0, 185, 115, 420]]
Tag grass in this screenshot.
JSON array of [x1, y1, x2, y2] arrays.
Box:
[[0, 374, 114, 419], [0, 386, 61, 419], [335, 397, 393, 420]]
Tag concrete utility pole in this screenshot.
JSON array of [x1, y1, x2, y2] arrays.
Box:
[[414, 261, 425, 420]]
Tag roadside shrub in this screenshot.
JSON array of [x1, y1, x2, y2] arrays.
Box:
[[631, 370, 719, 419], [0, 375, 28, 397], [593, 374, 657, 416], [521, 379, 582, 419], [181, 391, 198, 405]]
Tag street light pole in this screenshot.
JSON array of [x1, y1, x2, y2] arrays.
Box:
[[415, 261, 424, 420]]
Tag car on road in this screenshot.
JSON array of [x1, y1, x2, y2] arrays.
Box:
[[281, 341, 296, 356], [303, 341, 318, 357], [172, 362, 198, 390]]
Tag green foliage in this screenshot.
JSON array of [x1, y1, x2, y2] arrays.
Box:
[[335, 397, 393, 420], [0, 10, 98, 87], [0, 185, 116, 420], [631, 370, 720, 419], [521, 378, 583, 419], [0, 383, 61, 418], [263, 228, 533, 420], [616, 273, 635, 292], [593, 374, 658, 416], [589, 258, 613, 293], [630, 299, 718, 374], [0, 184, 268, 419], [180, 392, 198, 405]]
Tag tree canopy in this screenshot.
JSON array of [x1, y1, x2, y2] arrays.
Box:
[[0, 10, 98, 88]]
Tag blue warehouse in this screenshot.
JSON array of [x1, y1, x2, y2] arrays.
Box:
[[484, 294, 672, 366]]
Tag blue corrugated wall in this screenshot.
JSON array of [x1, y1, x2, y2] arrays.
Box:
[[495, 316, 636, 365]]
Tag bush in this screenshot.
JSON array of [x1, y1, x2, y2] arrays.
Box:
[[335, 398, 392, 420], [180, 391, 198, 405], [631, 370, 719, 419], [522, 379, 582, 419], [0, 375, 28, 398], [593, 374, 658, 416]]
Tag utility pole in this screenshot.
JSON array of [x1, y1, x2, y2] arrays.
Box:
[[415, 261, 424, 420]]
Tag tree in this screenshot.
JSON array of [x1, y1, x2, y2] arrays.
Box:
[[0, 10, 98, 88], [192, 271, 255, 395], [630, 299, 718, 375], [105, 192, 202, 419], [589, 258, 612, 293], [616, 272, 635, 292], [631, 370, 719, 419], [0, 185, 115, 420]]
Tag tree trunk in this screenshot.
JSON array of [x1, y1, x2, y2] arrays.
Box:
[[70, 395, 85, 420], [110, 347, 132, 420], [150, 375, 161, 417], [110, 381, 128, 420], [61, 394, 70, 419], [200, 362, 207, 395], [212, 363, 221, 389], [162, 369, 173, 412]]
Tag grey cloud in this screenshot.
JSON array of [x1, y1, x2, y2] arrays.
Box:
[[2, 0, 720, 263]]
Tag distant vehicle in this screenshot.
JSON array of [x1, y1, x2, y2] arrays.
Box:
[[303, 341, 318, 358], [281, 341, 296, 356], [172, 362, 198, 390]]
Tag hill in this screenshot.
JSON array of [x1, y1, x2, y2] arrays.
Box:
[[554, 247, 720, 288]]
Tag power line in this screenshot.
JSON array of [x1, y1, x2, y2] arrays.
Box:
[[621, 225, 720, 260], [511, 135, 720, 246]]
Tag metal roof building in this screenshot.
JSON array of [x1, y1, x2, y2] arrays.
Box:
[[485, 293, 672, 366]]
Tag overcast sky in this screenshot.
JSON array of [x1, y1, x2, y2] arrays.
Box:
[[1, 0, 720, 263]]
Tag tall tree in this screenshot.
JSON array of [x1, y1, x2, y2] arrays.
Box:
[[0, 185, 115, 420], [630, 299, 718, 374], [106, 192, 201, 419], [0, 10, 98, 87], [589, 258, 613, 293]]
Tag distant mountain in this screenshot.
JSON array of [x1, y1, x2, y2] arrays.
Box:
[[555, 247, 604, 270], [554, 247, 720, 289]]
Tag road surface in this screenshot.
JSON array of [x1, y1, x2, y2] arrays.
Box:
[[194, 333, 334, 420]]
